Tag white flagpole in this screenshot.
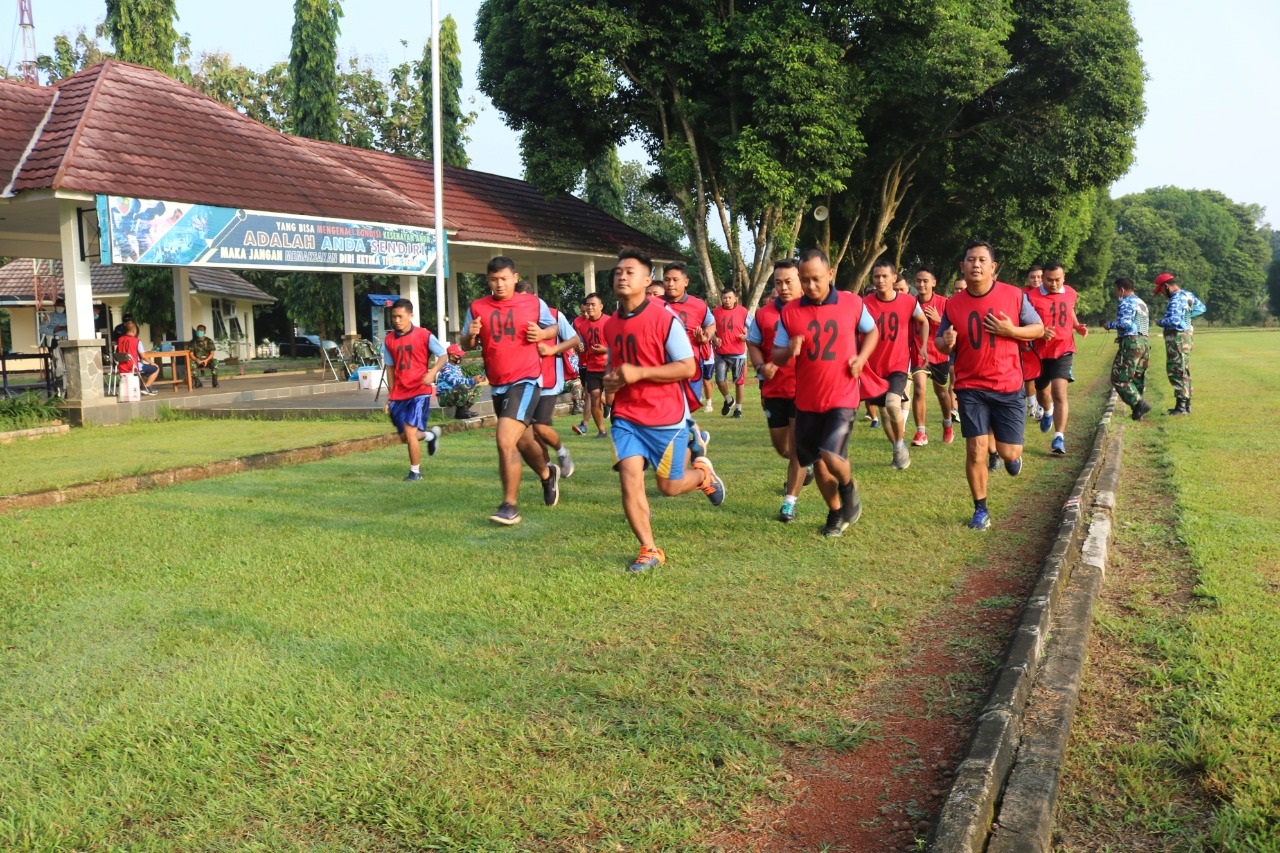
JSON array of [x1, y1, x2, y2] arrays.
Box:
[[431, 0, 447, 341]]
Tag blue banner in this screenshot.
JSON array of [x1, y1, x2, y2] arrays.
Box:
[[96, 195, 446, 276]]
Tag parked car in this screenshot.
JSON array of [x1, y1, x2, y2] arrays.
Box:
[[282, 335, 323, 357]]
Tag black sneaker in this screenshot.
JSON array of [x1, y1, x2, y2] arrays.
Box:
[[489, 502, 521, 525], [424, 427, 439, 457], [403, 471, 422, 482], [803, 465, 815, 486], [721, 395, 734, 416], [822, 508, 848, 538], [732, 409, 742, 418], [838, 482, 862, 526], [542, 463, 560, 507]]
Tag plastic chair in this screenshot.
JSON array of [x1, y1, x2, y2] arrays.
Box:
[[104, 352, 130, 396], [320, 342, 352, 381]]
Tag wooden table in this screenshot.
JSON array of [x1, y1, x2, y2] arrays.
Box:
[[142, 350, 194, 392]]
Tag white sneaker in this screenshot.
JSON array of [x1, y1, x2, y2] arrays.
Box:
[[703, 400, 713, 413]]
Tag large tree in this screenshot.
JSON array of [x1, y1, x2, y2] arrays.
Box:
[[104, 0, 181, 74], [419, 15, 473, 168], [289, 0, 343, 143]]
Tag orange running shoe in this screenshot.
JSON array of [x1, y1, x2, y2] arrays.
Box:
[[628, 545, 666, 573]]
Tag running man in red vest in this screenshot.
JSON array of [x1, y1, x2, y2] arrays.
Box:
[[571, 292, 610, 438], [662, 262, 716, 412], [911, 266, 958, 445], [771, 249, 880, 538], [863, 260, 928, 469], [516, 279, 580, 478], [936, 241, 1045, 530], [382, 298, 446, 481], [605, 249, 726, 572], [712, 288, 749, 418], [1022, 266, 1045, 421], [463, 256, 560, 526], [1026, 262, 1088, 455]]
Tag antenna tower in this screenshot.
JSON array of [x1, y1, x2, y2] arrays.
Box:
[[19, 0, 39, 84]]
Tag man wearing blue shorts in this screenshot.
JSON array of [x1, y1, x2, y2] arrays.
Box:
[[382, 299, 446, 481]]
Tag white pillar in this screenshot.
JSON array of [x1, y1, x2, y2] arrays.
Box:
[[398, 275, 421, 319], [446, 270, 461, 337], [341, 273, 357, 346], [583, 256, 596, 295], [172, 267, 193, 339], [59, 201, 95, 340]]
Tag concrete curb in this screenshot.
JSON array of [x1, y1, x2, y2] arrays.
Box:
[[0, 422, 70, 444], [930, 393, 1118, 853], [0, 412, 507, 515]]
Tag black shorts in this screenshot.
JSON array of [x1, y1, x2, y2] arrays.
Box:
[[1033, 353, 1075, 390], [581, 369, 606, 394], [534, 392, 558, 427], [863, 371, 909, 407], [955, 388, 1025, 445], [927, 362, 951, 387], [491, 380, 540, 425], [701, 361, 715, 382], [793, 407, 856, 467], [761, 396, 797, 430]]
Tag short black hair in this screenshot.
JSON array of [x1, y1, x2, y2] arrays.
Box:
[[915, 264, 938, 279], [514, 279, 534, 294], [773, 258, 799, 272], [487, 255, 517, 275], [391, 298, 414, 312], [1114, 277, 1135, 291], [721, 287, 737, 296], [1043, 261, 1065, 274], [582, 292, 603, 304], [961, 240, 998, 263], [798, 248, 830, 266], [662, 259, 687, 276], [1027, 264, 1044, 274], [871, 258, 896, 273], [618, 247, 653, 271]]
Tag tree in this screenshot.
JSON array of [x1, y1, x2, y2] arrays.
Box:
[[37, 27, 112, 83], [583, 148, 625, 221], [1267, 258, 1280, 319], [289, 0, 343, 143], [419, 15, 473, 168], [104, 0, 181, 75]]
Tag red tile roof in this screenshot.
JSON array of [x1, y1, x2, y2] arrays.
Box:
[[2, 60, 678, 260], [0, 258, 275, 304]]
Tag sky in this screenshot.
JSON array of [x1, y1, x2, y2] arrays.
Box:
[[7, 0, 1279, 229]]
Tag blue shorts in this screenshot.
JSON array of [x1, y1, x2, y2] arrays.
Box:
[[139, 363, 159, 377], [611, 417, 688, 480], [388, 395, 431, 434], [955, 388, 1025, 445], [701, 361, 715, 382], [491, 380, 540, 424]]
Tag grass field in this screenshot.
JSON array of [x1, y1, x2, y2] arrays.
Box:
[[0, 338, 1119, 850], [1057, 329, 1280, 851]]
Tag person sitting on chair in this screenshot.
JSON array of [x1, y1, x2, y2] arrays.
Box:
[[116, 320, 160, 396], [190, 324, 218, 388], [436, 344, 486, 419]]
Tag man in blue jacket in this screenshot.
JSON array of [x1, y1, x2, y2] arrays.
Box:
[[1152, 273, 1206, 416], [1104, 278, 1152, 420]]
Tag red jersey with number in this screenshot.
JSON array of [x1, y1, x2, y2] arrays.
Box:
[[779, 290, 868, 411], [572, 314, 609, 372], [753, 298, 796, 399], [384, 326, 436, 401], [665, 293, 711, 361], [917, 293, 949, 365], [115, 333, 142, 373], [605, 299, 689, 426], [944, 282, 1027, 393], [469, 293, 543, 386], [864, 293, 917, 377], [1027, 285, 1079, 360], [712, 305, 749, 357]]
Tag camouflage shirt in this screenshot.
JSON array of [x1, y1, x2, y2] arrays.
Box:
[[190, 336, 216, 360]]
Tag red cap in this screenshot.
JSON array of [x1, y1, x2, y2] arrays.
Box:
[[1153, 273, 1175, 294], [446, 344, 465, 357]]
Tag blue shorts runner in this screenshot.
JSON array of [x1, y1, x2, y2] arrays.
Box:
[[955, 388, 1025, 445], [490, 379, 541, 425], [388, 394, 431, 434], [611, 417, 689, 480]]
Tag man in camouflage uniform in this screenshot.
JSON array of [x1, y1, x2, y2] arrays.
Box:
[[1152, 272, 1206, 416], [1104, 277, 1151, 420], [435, 343, 484, 419], [190, 324, 218, 388]]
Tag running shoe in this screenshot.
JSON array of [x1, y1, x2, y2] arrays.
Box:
[[869, 418, 880, 429], [721, 395, 735, 416], [572, 422, 588, 435], [595, 430, 608, 439], [892, 444, 911, 470], [778, 500, 797, 523], [542, 463, 561, 506], [1039, 410, 1054, 433], [558, 448, 575, 479], [690, 427, 711, 459], [911, 429, 929, 447], [942, 424, 955, 445], [694, 457, 726, 506], [425, 427, 439, 457], [627, 545, 666, 573], [822, 508, 848, 538], [704, 400, 713, 413], [1051, 435, 1066, 456], [838, 482, 862, 526], [988, 451, 1003, 472], [403, 471, 422, 482], [490, 502, 521, 525], [967, 507, 991, 531], [140, 387, 157, 396], [803, 465, 815, 486], [1006, 456, 1023, 477], [1131, 400, 1151, 421], [732, 409, 742, 419], [602, 403, 612, 419], [952, 409, 961, 422]]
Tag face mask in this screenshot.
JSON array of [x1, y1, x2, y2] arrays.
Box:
[[195, 331, 205, 338]]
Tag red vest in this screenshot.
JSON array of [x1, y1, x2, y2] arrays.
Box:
[[1027, 285, 1079, 360], [605, 300, 689, 426], [115, 334, 142, 373], [384, 326, 435, 401], [572, 314, 609, 372], [917, 293, 949, 364], [779, 289, 868, 411], [754, 298, 796, 399], [712, 305, 749, 356], [944, 282, 1028, 393], [864, 292, 917, 377], [469, 292, 543, 386], [665, 293, 711, 360], [538, 308, 565, 390]]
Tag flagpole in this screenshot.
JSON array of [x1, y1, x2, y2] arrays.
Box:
[[431, 0, 447, 341]]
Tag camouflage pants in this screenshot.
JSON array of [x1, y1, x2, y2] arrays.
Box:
[[1163, 330, 1193, 399], [438, 385, 480, 408], [1110, 335, 1150, 408]]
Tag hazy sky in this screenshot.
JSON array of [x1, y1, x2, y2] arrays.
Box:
[[10, 0, 1279, 229]]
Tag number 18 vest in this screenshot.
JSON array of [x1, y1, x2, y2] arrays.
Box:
[[779, 289, 868, 411]]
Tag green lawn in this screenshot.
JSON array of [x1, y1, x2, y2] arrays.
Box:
[[0, 418, 388, 496], [0, 338, 1116, 850]]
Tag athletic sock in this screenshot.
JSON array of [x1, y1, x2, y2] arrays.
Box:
[[894, 439, 906, 450], [410, 464, 420, 474], [784, 494, 798, 504], [735, 404, 742, 412], [557, 445, 568, 458], [942, 418, 952, 426], [918, 425, 927, 433], [975, 497, 987, 512], [1054, 431, 1064, 440]]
